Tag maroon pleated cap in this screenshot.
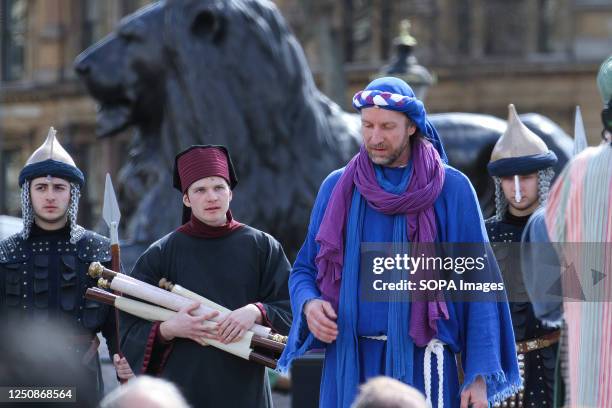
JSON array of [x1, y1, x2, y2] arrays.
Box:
[[173, 145, 238, 193]]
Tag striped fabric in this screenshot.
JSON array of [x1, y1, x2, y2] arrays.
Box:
[[545, 144, 612, 407]]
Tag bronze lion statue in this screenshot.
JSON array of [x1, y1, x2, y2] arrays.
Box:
[[75, 0, 571, 263]]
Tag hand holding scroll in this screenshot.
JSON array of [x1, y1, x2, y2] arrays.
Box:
[[217, 304, 262, 344], [160, 302, 219, 343]]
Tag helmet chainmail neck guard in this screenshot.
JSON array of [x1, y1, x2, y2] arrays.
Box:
[[20, 181, 34, 240], [493, 177, 507, 222], [537, 168, 554, 207], [68, 182, 84, 243]]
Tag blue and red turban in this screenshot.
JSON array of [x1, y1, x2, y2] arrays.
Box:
[[352, 77, 448, 163]]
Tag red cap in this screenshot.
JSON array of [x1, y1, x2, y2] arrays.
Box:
[[176, 147, 230, 193]]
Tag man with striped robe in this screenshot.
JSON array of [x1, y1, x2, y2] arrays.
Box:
[[522, 55, 612, 407]]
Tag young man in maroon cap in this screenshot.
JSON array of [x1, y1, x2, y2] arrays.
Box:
[[120, 145, 291, 408]]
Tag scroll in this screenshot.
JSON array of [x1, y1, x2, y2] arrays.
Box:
[[85, 288, 277, 369], [158, 277, 287, 345], [88, 263, 285, 354]]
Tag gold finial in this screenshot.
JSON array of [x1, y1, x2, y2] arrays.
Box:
[[395, 19, 417, 47], [270, 333, 288, 344], [97, 278, 110, 289], [89, 262, 104, 279], [159, 277, 175, 291]]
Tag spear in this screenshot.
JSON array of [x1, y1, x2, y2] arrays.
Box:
[[103, 173, 127, 383], [573, 105, 588, 156], [103, 173, 121, 273]]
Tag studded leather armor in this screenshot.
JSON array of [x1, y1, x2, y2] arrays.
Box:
[[0, 224, 118, 401], [486, 214, 558, 408]]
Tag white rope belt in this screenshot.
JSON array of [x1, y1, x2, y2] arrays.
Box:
[[424, 339, 445, 408], [360, 335, 388, 341], [358, 335, 444, 407]]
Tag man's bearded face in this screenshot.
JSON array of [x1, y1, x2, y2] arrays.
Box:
[[361, 107, 416, 167]]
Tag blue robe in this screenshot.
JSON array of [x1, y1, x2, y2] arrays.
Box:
[[279, 164, 520, 407]]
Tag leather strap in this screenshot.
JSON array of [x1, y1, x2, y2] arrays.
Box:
[[516, 330, 560, 354]]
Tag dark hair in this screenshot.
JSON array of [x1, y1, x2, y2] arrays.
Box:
[[602, 100, 612, 145]]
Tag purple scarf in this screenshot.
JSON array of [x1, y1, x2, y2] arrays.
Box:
[[315, 138, 449, 346]]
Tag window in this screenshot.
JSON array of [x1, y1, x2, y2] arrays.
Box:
[[0, 148, 23, 215], [122, 0, 141, 16], [1, 0, 27, 82], [574, 0, 612, 6], [344, 0, 373, 63], [81, 0, 107, 49], [379, 1, 392, 60], [484, 0, 526, 56], [457, 0, 471, 54]]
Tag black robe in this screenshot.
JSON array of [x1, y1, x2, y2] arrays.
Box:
[[0, 224, 118, 407], [486, 212, 558, 407], [121, 225, 291, 408]]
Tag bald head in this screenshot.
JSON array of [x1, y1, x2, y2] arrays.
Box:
[[351, 376, 427, 408], [99, 376, 190, 408]]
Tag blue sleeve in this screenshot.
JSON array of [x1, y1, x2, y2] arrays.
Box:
[[520, 207, 563, 327], [435, 166, 490, 243], [440, 167, 521, 403], [277, 169, 343, 372]]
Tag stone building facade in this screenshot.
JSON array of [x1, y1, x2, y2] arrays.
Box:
[[1, 0, 611, 229]]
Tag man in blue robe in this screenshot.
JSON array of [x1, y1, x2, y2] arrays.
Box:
[[279, 77, 520, 408]]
